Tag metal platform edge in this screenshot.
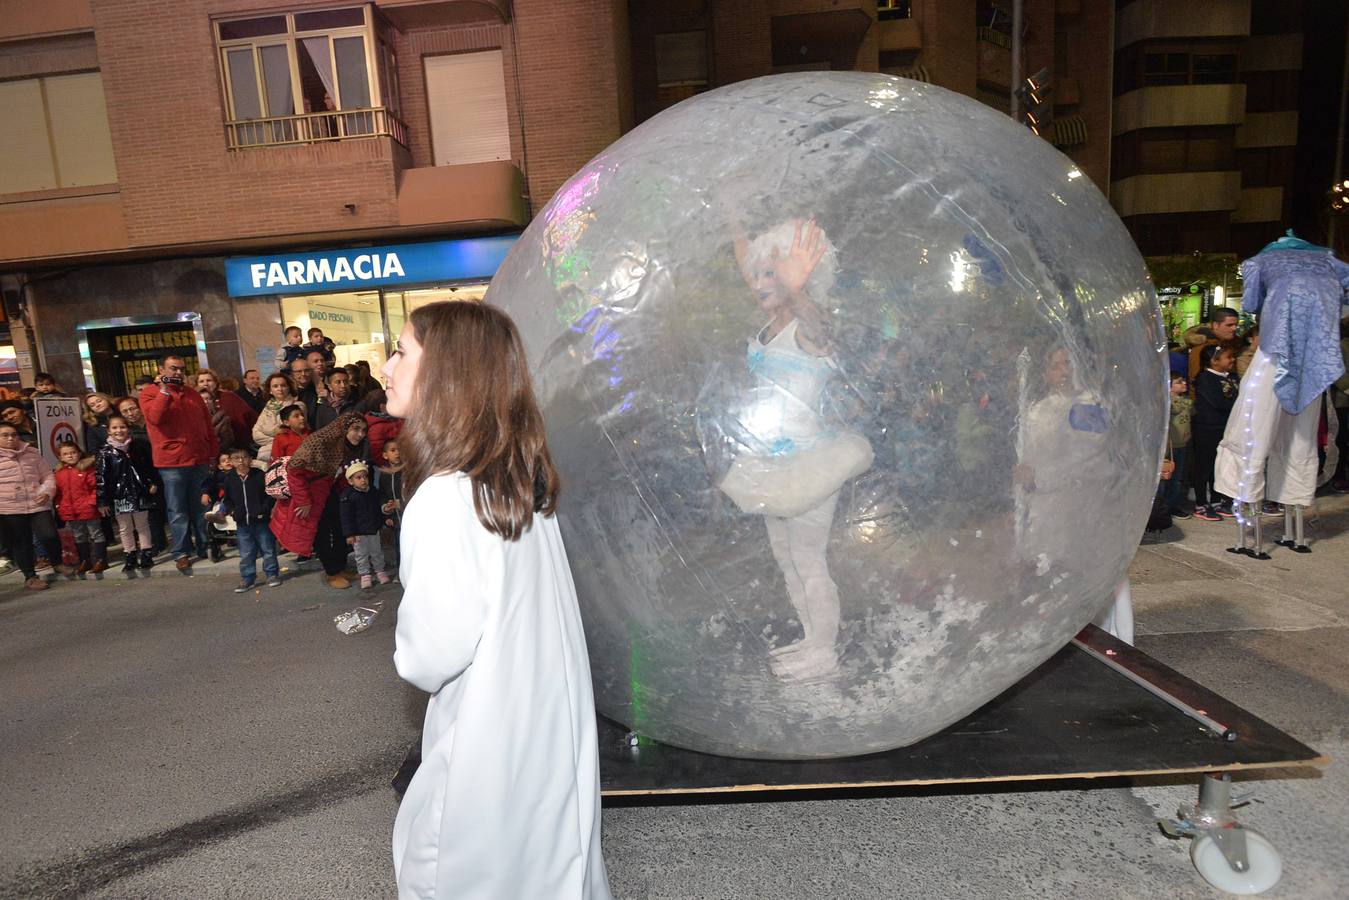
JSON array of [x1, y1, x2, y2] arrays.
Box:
[[599, 626, 1329, 798], [600, 757, 1331, 797]]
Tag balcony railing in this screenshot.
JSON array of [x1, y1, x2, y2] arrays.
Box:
[[226, 107, 408, 151]]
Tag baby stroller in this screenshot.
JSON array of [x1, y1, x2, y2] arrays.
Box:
[[203, 499, 238, 561]]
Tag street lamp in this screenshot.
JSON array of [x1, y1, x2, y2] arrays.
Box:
[[1332, 180, 1349, 213]]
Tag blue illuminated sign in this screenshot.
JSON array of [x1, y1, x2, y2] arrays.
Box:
[[225, 235, 516, 297]]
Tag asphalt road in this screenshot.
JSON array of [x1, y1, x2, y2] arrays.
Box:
[[1, 498, 1346, 899]]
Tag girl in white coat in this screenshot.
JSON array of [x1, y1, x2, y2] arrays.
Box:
[[383, 301, 611, 900], [1013, 347, 1133, 644]]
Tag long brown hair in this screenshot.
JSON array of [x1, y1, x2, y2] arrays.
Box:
[[401, 301, 559, 540]]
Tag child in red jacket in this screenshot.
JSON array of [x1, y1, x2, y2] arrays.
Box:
[[362, 390, 402, 466], [270, 404, 310, 461], [55, 442, 107, 575]]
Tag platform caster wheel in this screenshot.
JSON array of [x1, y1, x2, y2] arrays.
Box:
[[1190, 829, 1282, 895]]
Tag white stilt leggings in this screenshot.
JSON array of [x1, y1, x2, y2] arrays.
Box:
[[764, 490, 841, 644], [1215, 349, 1320, 507]]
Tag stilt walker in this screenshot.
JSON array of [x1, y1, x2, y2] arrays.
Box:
[[1215, 231, 1349, 557]]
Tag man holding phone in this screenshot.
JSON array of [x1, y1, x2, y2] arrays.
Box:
[[139, 354, 218, 574]]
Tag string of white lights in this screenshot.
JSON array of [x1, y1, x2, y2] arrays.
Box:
[[1227, 354, 1270, 529]]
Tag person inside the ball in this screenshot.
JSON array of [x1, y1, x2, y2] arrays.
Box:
[[716, 218, 874, 682], [1011, 345, 1132, 642]]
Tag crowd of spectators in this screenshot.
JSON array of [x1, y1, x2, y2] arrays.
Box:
[[0, 326, 404, 593], [1162, 306, 1349, 522]]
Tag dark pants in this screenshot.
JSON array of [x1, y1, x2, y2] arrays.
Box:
[[1162, 445, 1190, 511], [1191, 426, 1227, 508], [314, 497, 348, 576], [0, 511, 61, 579], [149, 482, 168, 551]]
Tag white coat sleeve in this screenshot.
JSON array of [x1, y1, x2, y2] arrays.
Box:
[[393, 481, 493, 695]]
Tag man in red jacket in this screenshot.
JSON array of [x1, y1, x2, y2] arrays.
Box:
[[140, 354, 219, 573]]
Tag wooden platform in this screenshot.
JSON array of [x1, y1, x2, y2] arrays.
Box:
[[599, 627, 1327, 797]]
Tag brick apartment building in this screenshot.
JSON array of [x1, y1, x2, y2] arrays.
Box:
[[0, 0, 632, 394], [0, 0, 1122, 396], [3, 0, 1312, 397], [627, 0, 1113, 189], [1110, 0, 1308, 260]]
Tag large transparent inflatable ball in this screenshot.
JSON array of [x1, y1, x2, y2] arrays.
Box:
[[489, 72, 1166, 759]]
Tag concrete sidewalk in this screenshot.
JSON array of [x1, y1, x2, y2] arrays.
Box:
[[0, 546, 351, 585]]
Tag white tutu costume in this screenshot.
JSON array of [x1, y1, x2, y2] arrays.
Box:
[[718, 319, 872, 517]]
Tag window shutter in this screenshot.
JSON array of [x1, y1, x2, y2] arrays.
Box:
[[655, 32, 708, 86], [0, 80, 57, 193], [45, 73, 119, 187], [424, 50, 511, 167]]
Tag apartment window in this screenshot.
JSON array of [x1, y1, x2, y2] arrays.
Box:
[[1192, 54, 1237, 85], [0, 73, 118, 195], [656, 32, 708, 88], [1143, 53, 1189, 86], [424, 51, 511, 167], [1113, 127, 1236, 180], [215, 4, 404, 149], [1143, 52, 1238, 88], [654, 31, 709, 109]]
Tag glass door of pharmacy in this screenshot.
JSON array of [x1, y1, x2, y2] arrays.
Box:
[[383, 284, 489, 349], [78, 317, 205, 395]]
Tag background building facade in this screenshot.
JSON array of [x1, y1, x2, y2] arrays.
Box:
[[0, 0, 631, 393], [0, 0, 1338, 394], [1109, 0, 1307, 259]]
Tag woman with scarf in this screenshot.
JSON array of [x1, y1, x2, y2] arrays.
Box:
[[269, 411, 367, 589], [252, 373, 298, 463]]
